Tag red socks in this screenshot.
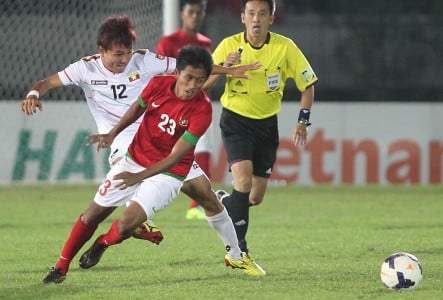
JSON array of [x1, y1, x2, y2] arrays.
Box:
[[55, 216, 97, 273], [96, 219, 124, 246], [55, 218, 126, 274]]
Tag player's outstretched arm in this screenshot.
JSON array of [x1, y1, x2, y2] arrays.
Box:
[[21, 73, 63, 116], [113, 137, 194, 189], [204, 52, 259, 89], [211, 61, 261, 79], [229, 61, 261, 78], [86, 98, 146, 153]]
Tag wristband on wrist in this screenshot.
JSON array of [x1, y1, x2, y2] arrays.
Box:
[[298, 108, 311, 126], [26, 90, 39, 99]]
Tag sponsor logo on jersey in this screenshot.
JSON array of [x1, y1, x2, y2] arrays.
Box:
[[235, 80, 244, 86], [151, 102, 160, 108], [128, 71, 140, 82], [179, 118, 189, 127], [91, 80, 108, 85]]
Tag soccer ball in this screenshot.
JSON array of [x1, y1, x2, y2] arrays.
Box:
[[380, 252, 423, 290]]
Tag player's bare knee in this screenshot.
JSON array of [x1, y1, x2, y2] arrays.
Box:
[[249, 196, 263, 206]]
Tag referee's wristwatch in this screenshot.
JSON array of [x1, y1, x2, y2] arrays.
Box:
[[298, 108, 311, 126]]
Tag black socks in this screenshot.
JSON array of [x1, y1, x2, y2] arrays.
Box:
[[222, 189, 250, 253]]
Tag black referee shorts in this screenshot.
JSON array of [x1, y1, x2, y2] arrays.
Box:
[[220, 108, 279, 178]]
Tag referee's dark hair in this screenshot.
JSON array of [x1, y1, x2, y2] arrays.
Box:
[[241, 0, 275, 15]]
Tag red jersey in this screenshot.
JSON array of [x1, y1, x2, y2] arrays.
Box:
[[128, 75, 212, 178], [156, 29, 212, 58]]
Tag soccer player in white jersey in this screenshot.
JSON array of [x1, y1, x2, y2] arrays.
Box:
[[21, 16, 264, 283]]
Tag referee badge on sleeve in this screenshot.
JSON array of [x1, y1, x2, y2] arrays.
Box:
[[301, 68, 317, 83]]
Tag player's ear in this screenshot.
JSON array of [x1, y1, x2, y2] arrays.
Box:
[[98, 46, 106, 56], [269, 14, 274, 25], [174, 69, 179, 77]]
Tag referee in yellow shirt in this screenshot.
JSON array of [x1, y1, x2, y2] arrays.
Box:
[[206, 0, 318, 260]]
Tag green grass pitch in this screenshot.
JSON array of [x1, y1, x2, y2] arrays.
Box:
[[0, 184, 442, 299]]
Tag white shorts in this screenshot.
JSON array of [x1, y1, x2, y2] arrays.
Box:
[[108, 146, 126, 166], [194, 122, 214, 154], [184, 161, 207, 182], [107, 128, 136, 166], [94, 156, 183, 219]]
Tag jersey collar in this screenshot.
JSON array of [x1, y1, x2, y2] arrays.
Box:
[[243, 32, 270, 50]]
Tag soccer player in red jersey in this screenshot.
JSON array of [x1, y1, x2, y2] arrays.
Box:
[[43, 45, 265, 284], [156, 0, 214, 220], [156, 0, 211, 58]]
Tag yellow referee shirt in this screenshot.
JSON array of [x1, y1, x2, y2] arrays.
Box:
[[212, 32, 318, 119]]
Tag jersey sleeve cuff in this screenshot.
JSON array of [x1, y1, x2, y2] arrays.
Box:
[[182, 131, 199, 146]]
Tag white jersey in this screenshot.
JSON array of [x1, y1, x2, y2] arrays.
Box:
[[58, 50, 176, 163]]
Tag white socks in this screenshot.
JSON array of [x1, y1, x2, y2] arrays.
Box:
[[205, 207, 242, 260]]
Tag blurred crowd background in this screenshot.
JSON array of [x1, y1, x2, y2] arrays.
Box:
[[2, 0, 442, 102]]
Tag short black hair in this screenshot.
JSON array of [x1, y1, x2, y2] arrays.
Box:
[[176, 45, 213, 78], [242, 0, 275, 15], [180, 0, 207, 11]]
